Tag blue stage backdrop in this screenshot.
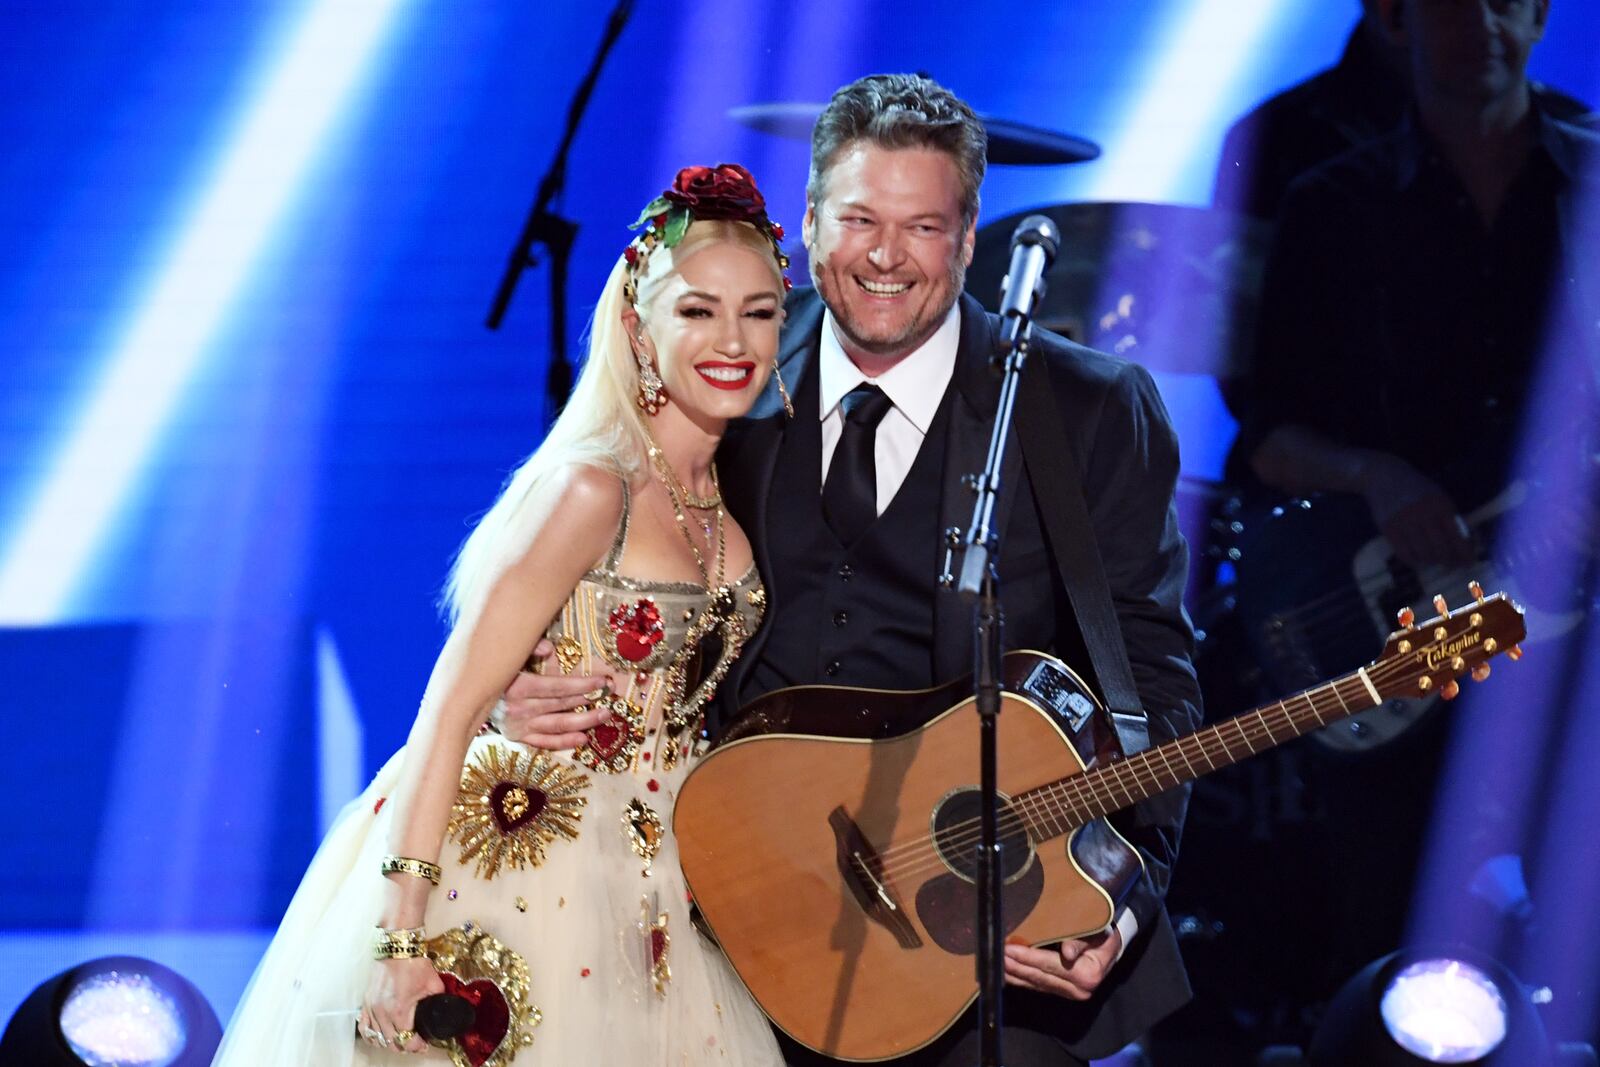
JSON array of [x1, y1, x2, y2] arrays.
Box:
[[1, 0, 1597, 1039]]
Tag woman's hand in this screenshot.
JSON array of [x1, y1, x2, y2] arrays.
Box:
[[359, 956, 444, 1055]]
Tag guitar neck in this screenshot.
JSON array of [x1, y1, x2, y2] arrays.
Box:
[[1017, 670, 1381, 842]]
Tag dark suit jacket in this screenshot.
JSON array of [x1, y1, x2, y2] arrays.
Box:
[[715, 289, 1203, 1060]]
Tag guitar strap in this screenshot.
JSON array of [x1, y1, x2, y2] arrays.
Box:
[[1014, 355, 1150, 755]]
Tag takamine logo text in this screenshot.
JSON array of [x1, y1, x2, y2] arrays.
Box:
[[1423, 630, 1483, 671]]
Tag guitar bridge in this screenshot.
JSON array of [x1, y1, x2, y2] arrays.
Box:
[[828, 806, 922, 950]]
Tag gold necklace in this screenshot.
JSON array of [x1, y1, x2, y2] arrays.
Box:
[[649, 446, 724, 588], [647, 444, 722, 511]]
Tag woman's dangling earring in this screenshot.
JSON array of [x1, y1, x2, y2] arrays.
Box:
[[635, 337, 667, 415], [773, 361, 795, 419]]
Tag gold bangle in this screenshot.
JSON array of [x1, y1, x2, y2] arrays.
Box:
[[380, 855, 442, 886], [373, 926, 428, 960]]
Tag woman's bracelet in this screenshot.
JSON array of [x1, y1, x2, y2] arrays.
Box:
[[380, 855, 442, 886], [373, 926, 428, 960]]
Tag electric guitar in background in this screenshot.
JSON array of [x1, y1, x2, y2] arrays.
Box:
[[1232, 485, 1588, 753], [674, 589, 1524, 1062]]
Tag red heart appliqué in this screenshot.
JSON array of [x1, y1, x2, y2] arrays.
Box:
[[588, 721, 626, 760], [608, 599, 665, 662], [487, 781, 547, 834], [436, 972, 511, 1067]]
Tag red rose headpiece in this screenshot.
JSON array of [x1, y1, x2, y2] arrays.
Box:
[[622, 163, 790, 305]]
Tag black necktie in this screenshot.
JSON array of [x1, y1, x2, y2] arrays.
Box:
[[822, 383, 894, 545]]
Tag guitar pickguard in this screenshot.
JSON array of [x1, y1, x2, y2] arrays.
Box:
[[914, 856, 1044, 955]]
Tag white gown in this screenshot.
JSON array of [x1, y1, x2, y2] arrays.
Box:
[[213, 488, 781, 1066]]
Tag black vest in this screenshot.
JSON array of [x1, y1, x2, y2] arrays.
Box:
[[746, 360, 953, 697]]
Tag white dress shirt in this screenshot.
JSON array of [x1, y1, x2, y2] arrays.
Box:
[[818, 304, 961, 512]]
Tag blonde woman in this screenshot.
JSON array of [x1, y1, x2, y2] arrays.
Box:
[[214, 164, 789, 1066]]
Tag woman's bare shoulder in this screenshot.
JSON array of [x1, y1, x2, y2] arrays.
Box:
[[535, 462, 626, 538]]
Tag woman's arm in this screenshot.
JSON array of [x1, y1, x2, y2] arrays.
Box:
[[379, 464, 623, 924], [361, 465, 623, 1050]]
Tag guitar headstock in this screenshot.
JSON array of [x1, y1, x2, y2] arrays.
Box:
[[1371, 586, 1527, 702]]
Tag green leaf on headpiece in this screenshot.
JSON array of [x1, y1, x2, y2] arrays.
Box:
[[629, 196, 672, 231], [662, 207, 691, 248]]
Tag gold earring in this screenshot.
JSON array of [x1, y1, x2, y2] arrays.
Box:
[[773, 361, 795, 419], [636, 350, 667, 415]]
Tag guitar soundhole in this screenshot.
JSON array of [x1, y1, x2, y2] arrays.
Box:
[[929, 788, 1035, 886]]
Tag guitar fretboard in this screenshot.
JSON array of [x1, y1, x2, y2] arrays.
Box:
[[1011, 670, 1380, 843]]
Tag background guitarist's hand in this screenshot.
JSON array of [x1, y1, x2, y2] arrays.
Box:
[[1002, 929, 1123, 1001], [1359, 453, 1475, 570], [1251, 427, 1474, 570]]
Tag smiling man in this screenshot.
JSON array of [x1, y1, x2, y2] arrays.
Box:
[[804, 138, 973, 372], [713, 74, 1202, 1067], [497, 74, 1202, 1067]]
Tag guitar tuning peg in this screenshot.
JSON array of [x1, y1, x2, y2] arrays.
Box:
[[1440, 679, 1461, 701], [1508, 645, 1524, 661], [1396, 607, 1415, 628], [1468, 580, 1484, 602], [1433, 594, 1449, 616], [1471, 662, 1491, 682]]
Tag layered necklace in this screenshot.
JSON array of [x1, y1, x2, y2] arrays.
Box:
[[646, 441, 724, 593], [642, 437, 754, 763]]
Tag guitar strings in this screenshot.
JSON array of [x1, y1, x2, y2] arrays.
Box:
[[867, 656, 1429, 886], [873, 679, 1372, 884], [1247, 561, 1459, 645], [879, 665, 1418, 886], [1258, 532, 1553, 641], [869, 672, 1371, 872], [874, 673, 1382, 883]]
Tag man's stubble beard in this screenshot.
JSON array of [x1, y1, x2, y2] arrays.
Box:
[[811, 255, 968, 360]]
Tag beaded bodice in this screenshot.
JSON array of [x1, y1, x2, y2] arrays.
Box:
[[539, 479, 765, 775]]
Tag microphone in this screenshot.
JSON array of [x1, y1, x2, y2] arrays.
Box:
[[995, 214, 1059, 353], [346, 993, 476, 1043]]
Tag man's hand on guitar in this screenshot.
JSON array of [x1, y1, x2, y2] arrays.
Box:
[[1360, 453, 1475, 570], [491, 639, 614, 749], [1002, 929, 1123, 1002]]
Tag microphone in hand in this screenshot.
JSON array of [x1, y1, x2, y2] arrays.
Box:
[[354, 993, 475, 1043]]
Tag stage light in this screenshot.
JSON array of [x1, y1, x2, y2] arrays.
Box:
[[0, 0, 407, 625], [1380, 958, 1508, 1062], [0, 956, 221, 1066], [1309, 947, 1553, 1067]]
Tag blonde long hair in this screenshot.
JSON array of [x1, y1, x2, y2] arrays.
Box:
[[442, 220, 780, 625]]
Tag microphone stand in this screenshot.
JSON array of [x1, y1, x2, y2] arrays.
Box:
[[951, 317, 1037, 1067], [484, 0, 634, 416]]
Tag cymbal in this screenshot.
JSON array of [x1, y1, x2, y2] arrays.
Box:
[[963, 202, 1272, 376], [727, 104, 1100, 165]]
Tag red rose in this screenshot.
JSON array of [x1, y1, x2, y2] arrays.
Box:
[[663, 163, 766, 222]]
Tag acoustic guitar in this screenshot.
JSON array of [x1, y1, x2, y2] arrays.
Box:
[[674, 589, 1525, 1062]]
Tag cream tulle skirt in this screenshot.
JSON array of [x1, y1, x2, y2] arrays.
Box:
[[212, 737, 782, 1066]]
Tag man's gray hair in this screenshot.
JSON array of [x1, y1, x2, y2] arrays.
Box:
[[807, 73, 987, 227]]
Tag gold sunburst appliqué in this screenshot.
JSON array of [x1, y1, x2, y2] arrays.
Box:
[[448, 745, 589, 880]]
